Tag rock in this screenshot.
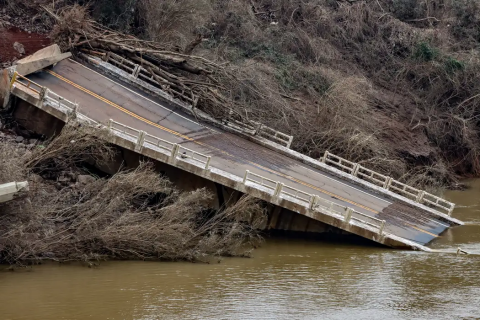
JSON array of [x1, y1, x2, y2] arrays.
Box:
[[58, 176, 70, 183], [29, 174, 44, 184], [15, 136, 24, 143], [13, 42, 25, 55], [77, 175, 96, 185]]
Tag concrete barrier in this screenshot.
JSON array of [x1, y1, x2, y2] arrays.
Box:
[[0, 181, 29, 203]]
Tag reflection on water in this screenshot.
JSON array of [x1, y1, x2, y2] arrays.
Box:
[[1, 181, 479, 320]]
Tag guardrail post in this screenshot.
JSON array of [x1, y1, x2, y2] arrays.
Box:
[[415, 191, 425, 203], [170, 144, 180, 161], [9, 71, 18, 90], [135, 130, 146, 152], [204, 156, 211, 170], [352, 164, 360, 176], [243, 170, 250, 185], [67, 102, 79, 121], [448, 205, 455, 216], [378, 220, 386, 235], [321, 151, 328, 163], [39, 86, 48, 101], [254, 123, 263, 136], [107, 119, 113, 130], [57, 96, 64, 108], [308, 194, 318, 210], [286, 135, 293, 149], [344, 208, 353, 224], [132, 64, 141, 78], [384, 177, 393, 190], [273, 182, 284, 197]]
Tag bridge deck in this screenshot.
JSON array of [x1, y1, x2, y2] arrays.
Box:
[[25, 59, 453, 246]]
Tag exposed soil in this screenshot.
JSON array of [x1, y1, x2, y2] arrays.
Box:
[[0, 27, 51, 67]]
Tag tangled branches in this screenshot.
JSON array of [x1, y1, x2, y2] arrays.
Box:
[[0, 122, 265, 265], [45, 4, 255, 122]]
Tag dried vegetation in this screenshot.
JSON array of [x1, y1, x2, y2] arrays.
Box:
[[5, 0, 480, 191], [0, 123, 265, 265]]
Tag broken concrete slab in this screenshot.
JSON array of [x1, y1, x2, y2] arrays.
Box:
[[0, 181, 29, 203], [14, 44, 71, 76]]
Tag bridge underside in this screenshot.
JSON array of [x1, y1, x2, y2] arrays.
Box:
[[2, 55, 463, 250]]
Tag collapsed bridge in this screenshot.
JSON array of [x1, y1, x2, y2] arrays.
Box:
[[0, 46, 463, 251]]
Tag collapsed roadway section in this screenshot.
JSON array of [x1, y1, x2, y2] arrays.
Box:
[[0, 46, 463, 251]]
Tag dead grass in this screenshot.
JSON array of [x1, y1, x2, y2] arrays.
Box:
[[0, 122, 265, 265], [10, 0, 480, 189]]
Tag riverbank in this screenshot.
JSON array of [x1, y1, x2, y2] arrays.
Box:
[[3, 1, 480, 192], [0, 116, 265, 265], [1, 180, 477, 318]]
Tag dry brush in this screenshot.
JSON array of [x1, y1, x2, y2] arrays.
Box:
[[0, 123, 266, 265]]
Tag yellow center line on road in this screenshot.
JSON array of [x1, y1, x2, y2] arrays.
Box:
[[44, 69, 381, 215], [407, 224, 439, 238]]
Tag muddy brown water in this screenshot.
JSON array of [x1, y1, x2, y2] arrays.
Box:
[[1, 181, 479, 320]]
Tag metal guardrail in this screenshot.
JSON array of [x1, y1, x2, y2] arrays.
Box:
[[9, 72, 454, 226], [321, 151, 455, 215]]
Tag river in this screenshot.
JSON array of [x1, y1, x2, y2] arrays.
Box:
[[1, 180, 479, 320]]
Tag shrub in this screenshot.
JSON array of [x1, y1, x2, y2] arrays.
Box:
[[413, 42, 439, 62], [444, 57, 465, 73]]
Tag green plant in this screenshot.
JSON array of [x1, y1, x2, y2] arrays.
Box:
[[413, 42, 439, 62], [444, 57, 465, 73]]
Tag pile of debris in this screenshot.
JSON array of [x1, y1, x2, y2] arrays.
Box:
[[42, 4, 254, 123]]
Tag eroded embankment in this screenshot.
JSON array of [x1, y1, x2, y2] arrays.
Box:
[[0, 27, 51, 68], [0, 117, 265, 266]]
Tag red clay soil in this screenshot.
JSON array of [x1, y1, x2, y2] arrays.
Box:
[[0, 27, 51, 65]]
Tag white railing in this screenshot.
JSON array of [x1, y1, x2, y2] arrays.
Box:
[[106, 52, 137, 74], [251, 121, 294, 148], [177, 145, 212, 169], [281, 183, 312, 203], [144, 132, 176, 153], [243, 170, 277, 191], [323, 151, 357, 174], [108, 119, 141, 140], [241, 171, 386, 234], [8, 73, 454, 231], [46, 90, 78, 111], [321, 151, 455, 215], [12, 74, 43, 94]]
